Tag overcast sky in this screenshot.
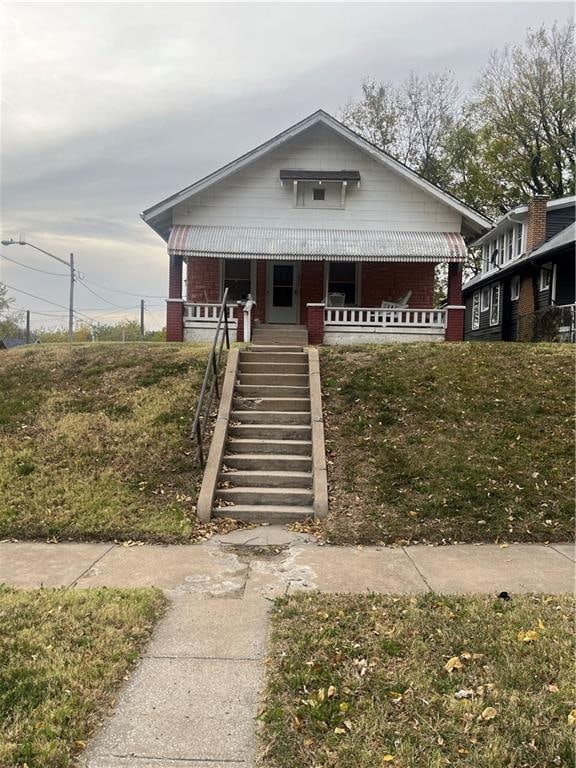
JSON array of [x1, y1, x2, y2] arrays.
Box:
[[1, 0, 572, 330]]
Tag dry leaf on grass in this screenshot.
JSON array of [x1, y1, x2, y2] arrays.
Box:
[[444, 656, 464, 673]]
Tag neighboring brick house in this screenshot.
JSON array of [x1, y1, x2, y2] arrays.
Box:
[[463, 196, 575, 342], [141, 110, 491, 344]]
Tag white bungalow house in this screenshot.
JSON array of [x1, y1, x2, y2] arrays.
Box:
[[141, 110, 491, 343]]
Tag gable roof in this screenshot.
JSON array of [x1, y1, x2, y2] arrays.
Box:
[[141, 109, 492, 241]]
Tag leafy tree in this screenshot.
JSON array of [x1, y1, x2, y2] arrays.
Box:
[[36, 320, 165, 343], [341, 71, 460, 187], [472, 20, 575, 212], [342, 21, 575, 218], [0, 282, 13, 316], [0, 282, 25, 338]]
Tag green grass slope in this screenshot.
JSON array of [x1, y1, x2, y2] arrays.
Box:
[[0, 343, 208, 542], [321, 343, 574, 544]]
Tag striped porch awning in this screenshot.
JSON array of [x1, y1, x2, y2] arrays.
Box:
[[168, 225, 467, 262]]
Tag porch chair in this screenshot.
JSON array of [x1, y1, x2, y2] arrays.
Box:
[[380, 290, 412, 309], [328, 292, 346, 307]]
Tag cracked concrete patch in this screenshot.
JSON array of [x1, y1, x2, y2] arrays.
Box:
[[245, 545, 318, 598]]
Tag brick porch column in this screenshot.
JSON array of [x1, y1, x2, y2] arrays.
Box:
[[166, 254, 184, 342], [445, 262, 464, 342], [307, 303, 325, 345], [234, 303, 244, 342]]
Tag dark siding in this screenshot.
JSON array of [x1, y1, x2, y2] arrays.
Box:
[[535, 285, 551, 310], [546, 207, 576, 241], [554, 249, 576, 305], [509, 299, 519, 340], [464, 281, 503, 341]]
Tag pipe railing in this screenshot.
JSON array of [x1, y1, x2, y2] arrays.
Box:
[[190, 288, 231, 468]]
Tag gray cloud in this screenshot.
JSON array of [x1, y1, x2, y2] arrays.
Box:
[[1, 1, 572, 328]]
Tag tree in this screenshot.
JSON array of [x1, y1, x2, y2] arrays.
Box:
[[473, 20, 575, 211], [0, 282, 13, 316], [341, 71, 461, 187], [341, 78, 404, 157]]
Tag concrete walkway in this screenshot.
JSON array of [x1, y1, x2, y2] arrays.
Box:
[[1, 530, 573, 768]]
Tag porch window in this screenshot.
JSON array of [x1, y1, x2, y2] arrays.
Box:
[[223, 260, 251, 302], [472, 292, 480, 329], [489, 283, 501, 326], [328, 262, 356, 305]]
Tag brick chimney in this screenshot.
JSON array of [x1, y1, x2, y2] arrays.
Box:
[[526, 195, 549, 252]]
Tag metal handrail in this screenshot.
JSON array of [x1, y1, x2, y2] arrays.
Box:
[[190, 288, 231, 467]]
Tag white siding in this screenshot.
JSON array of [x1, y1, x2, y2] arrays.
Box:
[[173, 124, 461, 233]]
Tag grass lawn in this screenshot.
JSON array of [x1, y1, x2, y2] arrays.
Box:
[[321, 343, 574, 544], [0, 585, 165, 768], [260, 593, 575, 768], [0, 343, 211, 542]]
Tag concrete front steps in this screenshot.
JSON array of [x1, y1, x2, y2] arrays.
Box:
[[214, 345, 314, 523], [251, 324, 309, 346]]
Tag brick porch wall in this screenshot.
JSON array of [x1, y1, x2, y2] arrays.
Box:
[[254, 260, 267, 323], [186, 257, 220, 302], [360, 263, 435, 307], [300, 262, 325, 320]]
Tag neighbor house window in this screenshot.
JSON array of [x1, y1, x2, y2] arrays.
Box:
[[223, 260, 251, 302], [507, 229, 514, 261], [539, 266, 552, 292], [516, 224, 523, 255], [482, 244, 490, 272], [472, 292, 480, 329], [328, 262, 356, 305], [511, 276, 520, 300], [489, 283, 501, 326], [480, 287, 490, 311], [313, 188, 326, 201]]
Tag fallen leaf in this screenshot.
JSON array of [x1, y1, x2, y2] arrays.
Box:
[[480, 707, 497, 721], [334, 727, 346, 734], [445, 656, 464, 673], [568, 709, 576, 726], [382, 756, 396, 763], [327, 685, 337, 699], [517, 629, 539, 642]]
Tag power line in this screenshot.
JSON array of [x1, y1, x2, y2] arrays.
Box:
[[2, 282, 98, 325], [76, 278, 138, 310], [0, 252, 69, 277], [79, 276, 167, 299], [145, 307, 163, 328]]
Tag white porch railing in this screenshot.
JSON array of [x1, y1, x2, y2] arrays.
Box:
[[324, 307, 446, 328], [183, 303, 236, 324]]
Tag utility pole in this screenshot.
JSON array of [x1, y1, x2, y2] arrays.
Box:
[[1, 239, 76, 344], [69, 253, 75, 344], [25, 310, 30, 344], [140, 299, 145, 339]]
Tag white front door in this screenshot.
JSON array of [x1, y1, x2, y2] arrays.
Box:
[[266, 262, 299, 323]]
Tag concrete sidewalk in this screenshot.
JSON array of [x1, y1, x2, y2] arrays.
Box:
[[2, 530, 573, 768], [0, 532, 573, 595]]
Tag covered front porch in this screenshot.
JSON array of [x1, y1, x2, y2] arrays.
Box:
[[166, 225, 466, 344]]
